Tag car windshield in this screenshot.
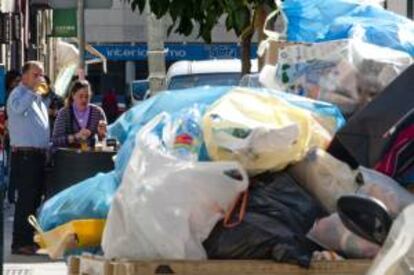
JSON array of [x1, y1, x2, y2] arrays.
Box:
[[168, 73, 241, 90]]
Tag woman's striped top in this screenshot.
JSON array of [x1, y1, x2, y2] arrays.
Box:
[[52, 104, 106, 148]]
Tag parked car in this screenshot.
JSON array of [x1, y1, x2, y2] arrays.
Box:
[[129, 59, 258, 106], [167, 59, 258, 90]]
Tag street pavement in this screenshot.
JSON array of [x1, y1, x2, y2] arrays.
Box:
[[3, 203, 67, 274]]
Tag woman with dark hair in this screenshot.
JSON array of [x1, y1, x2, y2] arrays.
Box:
[[52, 80, 107, 149]]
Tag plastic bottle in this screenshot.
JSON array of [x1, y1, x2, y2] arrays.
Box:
[[94, 134, 103, 151], [172, 108, 203, 161]]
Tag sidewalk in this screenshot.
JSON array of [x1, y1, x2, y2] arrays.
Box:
[[4, 262, 67, 275], [3, 203, 67, 274]]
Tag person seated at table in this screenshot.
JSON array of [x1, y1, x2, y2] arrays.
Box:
[[52, 80, 107, 149]]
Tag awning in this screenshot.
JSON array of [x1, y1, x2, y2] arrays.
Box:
[[56, 39, 107, 72], [54, 39, 107, 97]]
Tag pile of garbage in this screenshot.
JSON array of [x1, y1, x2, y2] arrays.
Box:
[[259, 0, 414, 116], [32, 0, 414, 273], [36, 86, 345, 265]]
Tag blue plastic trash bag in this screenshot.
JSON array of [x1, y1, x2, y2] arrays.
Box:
[[108, 86, 232, 144], [280, 0, 414, 56], [109, 86, 232, 180], [38, 171, 118, 231]]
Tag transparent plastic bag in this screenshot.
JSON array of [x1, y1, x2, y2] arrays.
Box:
[[102, 113, 249, 260], [290, 149, 414, 214], [358, 167, 414, 218], [266, 39, 412, 114], [367, 204, 414, 275], [307, 213, 380, 259], [289, 149, 360, 213], [203, 88, 331, 175]]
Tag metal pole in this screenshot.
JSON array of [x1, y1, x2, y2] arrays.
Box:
[[77, 0, 85, 78], [146, 0, 166, 94], [36, 10, 41, 62], [408, 0, 413, 19], [46, 10, 52, 79]]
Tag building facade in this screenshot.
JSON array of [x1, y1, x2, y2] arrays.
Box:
[[82, 0, 414, 98], [82, 0, 252, 99]]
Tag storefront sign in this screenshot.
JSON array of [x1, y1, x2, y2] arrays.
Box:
[[52, 8, 77, 37], [87, 43, 258, 61]]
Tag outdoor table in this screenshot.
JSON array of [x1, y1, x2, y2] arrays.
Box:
[[46, 147, 116, 198]]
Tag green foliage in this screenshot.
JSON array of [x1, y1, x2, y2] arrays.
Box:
[[126, 0, 276, 43]]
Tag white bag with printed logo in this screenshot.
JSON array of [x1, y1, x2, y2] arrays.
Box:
[[260, 39, 412, 115]]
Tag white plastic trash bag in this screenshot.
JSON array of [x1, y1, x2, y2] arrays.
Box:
[[102, 113, 249, 260]]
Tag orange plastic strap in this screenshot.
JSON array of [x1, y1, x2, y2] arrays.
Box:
[[223, 191, 249, 228]]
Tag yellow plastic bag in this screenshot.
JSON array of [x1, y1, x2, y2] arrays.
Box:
[[203, 88, 331, 175], [29, 216, 105, 259]]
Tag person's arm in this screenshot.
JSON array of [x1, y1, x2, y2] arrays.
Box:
[[7, 87, 37, 115], [52, 108, 74, 147]]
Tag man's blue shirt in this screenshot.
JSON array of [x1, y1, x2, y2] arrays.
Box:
[[7, 84, 50, 148]]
